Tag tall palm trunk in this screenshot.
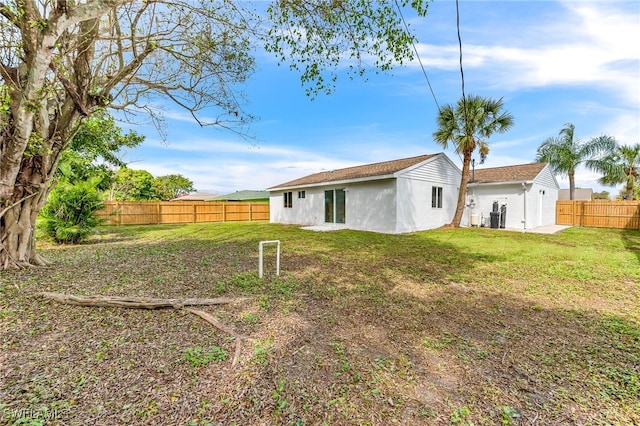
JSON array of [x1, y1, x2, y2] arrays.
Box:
[[625, 182, 634, 201], [451, 150, 472, 227], [568, 172, 575, 200]]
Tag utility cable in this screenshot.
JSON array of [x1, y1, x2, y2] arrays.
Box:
[[394, 0, 440, 112], [456, 0, 469, 163]]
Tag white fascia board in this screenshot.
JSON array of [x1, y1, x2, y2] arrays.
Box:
[[468, 180, 534, 188], [268, 174, 396, 192]]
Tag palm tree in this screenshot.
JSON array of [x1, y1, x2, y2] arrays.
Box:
[[536, 124, 615, 200], [587, 142, 640, 201], [433, 94, 514, 227]]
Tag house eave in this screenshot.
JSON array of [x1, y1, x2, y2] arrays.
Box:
[[468, 180, 534, 188], [268, 174, 396, 192]]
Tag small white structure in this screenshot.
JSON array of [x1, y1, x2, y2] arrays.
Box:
[[463, 163, 559, 230], [268, 153, 461, 234]]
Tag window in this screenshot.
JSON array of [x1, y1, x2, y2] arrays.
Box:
[[298, 190, 306, 199], [284, 191, 293, 208], [431, 186, 443, 209]]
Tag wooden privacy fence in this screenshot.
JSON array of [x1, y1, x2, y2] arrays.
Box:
[[97, 201, 270, 226], [556, 200, 640, 230]]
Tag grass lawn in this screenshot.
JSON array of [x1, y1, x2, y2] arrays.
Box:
[[1, 223, 639, 425]]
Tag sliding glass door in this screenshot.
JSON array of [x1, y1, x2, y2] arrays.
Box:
[[324, 189, 345, 224]]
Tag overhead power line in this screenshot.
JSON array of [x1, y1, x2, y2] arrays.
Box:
[[394, 0, 440, 112]]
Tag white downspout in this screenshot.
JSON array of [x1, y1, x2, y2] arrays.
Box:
[[522, 182, 527, 230]]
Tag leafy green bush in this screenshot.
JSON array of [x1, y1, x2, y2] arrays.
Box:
[[39, 178, 104, 244]]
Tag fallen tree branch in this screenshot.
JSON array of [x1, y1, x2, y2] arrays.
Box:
[[38, 292, 248, 309], [38, 292, 248, 368], [185, 308, 242, 368]]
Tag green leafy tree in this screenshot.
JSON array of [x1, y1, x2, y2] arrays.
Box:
[[536, 124, 615, 200], [592, 191, 610, 200], [588, 143, 640, 201], [433, 94, 514, 227], [1, 0, 424, 268], [154, 174, 195, 201], [111, 168, 158, 201], [265, 1, 429, 97], [59, 111, 144, 191], [37, 113, 142, 244]]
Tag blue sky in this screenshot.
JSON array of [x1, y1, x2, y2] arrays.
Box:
[[118, 0, 640, 196]]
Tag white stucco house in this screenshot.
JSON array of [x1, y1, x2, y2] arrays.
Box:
[[268, 153, 461, 234], [462, 162, 559, 230]]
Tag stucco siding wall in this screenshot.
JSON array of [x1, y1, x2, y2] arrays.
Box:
[[269, 189, 325, 225], [532, 165, 560, 227], [528, 183, 558, 227], [464, 182, 559, 229], [395, 154, 461, 233], [344, 180, 397, 233], [270, 180, 397, 232], [464, 185, 526, 229], [395, 177, 458, 233]]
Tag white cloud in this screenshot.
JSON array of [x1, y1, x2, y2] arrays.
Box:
[[411, 1, 639, 105]]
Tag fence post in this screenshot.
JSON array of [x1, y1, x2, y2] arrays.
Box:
[[193, 202, 197, 223], [116, 201, 121, 226]]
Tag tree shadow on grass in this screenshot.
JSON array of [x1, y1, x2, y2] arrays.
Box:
[[621, 228, 640, 262], [242, 278, 639, 425]]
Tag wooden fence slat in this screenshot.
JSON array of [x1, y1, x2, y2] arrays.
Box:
[[556, 200, 640, 230], [97, 201, 269, 226]]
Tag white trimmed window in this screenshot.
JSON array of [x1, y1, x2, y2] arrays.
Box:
[[284, 192, 293, 208], [431, 186, 443, 209]]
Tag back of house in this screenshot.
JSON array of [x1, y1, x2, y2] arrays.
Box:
[[268, 153, 461, 234]]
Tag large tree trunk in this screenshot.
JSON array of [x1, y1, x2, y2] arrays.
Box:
[[450, 150, 472, 227], [0, 189, 49, 268], [0, 153, 62, 268], [0, 3, 108, 269]]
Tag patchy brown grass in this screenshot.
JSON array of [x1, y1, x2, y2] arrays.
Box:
[[1, 223, 639, 425]]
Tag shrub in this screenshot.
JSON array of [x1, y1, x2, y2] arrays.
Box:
[[39, 179, 104, 244]]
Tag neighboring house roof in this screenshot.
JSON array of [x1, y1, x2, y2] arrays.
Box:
[[171, 192, 219, 201], [269, 154, 440, 190], [214, 190, 269, 201], [468, 162, 549, 184], [558, 188, 593, 200]]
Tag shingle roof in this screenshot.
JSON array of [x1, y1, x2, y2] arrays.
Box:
[[268, 154, 440, 190], [470, 162, 548, 184], [171, 192, 219, 201], [214, 190, 269, 201]]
